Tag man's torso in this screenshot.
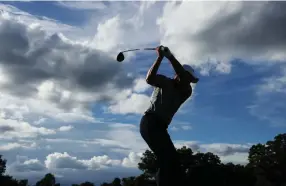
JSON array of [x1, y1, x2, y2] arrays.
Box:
[[145, 78, 192, 126]]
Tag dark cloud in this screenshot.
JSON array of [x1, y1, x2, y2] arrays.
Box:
[[0, 18, 135, 109], [203, 144, 250, 156], [195, 2, 286, 60], [9, 159, 47, 172], [0, 125, 15, 133]]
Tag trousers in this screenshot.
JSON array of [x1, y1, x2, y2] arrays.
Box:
[[140, 113, 185, 186]]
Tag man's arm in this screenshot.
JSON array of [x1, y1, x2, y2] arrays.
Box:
[[146, 56, 168, 87], [167, 55, 186, 77]]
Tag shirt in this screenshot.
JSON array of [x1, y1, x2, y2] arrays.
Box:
[[145, 75, 192, 126]]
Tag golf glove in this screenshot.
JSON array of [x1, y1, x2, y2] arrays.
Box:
[[160, 46, 173, 58]]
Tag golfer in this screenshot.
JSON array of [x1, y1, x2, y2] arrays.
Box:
[[140, 45, 199, 186]]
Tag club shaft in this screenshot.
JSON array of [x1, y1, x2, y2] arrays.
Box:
[[121, 47, 156, 53]]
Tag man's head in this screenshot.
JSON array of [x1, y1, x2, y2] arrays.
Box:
[[174, 64, 199, 84]]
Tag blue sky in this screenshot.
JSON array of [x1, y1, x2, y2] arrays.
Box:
[[0, 1, 285, 185]]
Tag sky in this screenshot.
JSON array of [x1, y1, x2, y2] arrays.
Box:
[[0, 1, 285, 185]]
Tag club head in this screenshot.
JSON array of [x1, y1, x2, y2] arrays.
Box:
[[117, 52, 124, 62]]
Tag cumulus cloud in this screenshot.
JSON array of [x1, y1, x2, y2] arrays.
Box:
[[133, 78, 150, 93], [107, 93, 150, 115], [158, 1, 286, 75], [45, 152, 88, 170], [0, 15, 134, 103], [122, 152, 142, 168], [0, 7, 148, 124], [45, 152, 121, 170]]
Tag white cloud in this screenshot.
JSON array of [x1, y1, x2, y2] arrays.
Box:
[[133, 78, 149, 93], [0, 142, 36, 151], [45, 152, 88, 170], [58, 125, 73, 132], [122, 152, 142, 168], [0, 117, 56, 139], [0, 3, 81, 38], [57, 1, 107, 10], [170, 126, 179, 131], [45, 152, 122, 170], [169, 125, 192, 131], [89, 2, 161, 55], [220, 152, 249, 165], [200, 143, 251, 156], [107, 93, 150, 115], [181, 125, 192, 130]]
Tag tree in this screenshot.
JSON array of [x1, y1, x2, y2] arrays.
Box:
[[0, 155, 6, 175], [177, 146, 194, 174], [248, 133, 286, 186], [36, 173, 56, 186], [121, 176, 135, 186], [18, 179, 28, 186], [112, 177, 121, 186], [80, 182, 94, 186], [138, 150, 158, 177], [100, 183, 111, 186]]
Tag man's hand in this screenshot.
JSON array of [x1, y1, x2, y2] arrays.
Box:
[[156, 45, 164, 59], [161, 46, 173, 58]]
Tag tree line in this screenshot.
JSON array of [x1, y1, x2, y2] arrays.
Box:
[[1, 133, 285, 186]]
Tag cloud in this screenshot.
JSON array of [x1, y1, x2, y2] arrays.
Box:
[[122, 152, 142, 168], [45, 152, 88, 170], [0, 3, 80, 37], [200, 143, 251, 156], [0, 117, 56, 139], [181, 125, 192, 130], [0, 142, 36, 151], [0, 125, 14, 133], [133, 78, 150, 93], [89, 2, 161, 54], [174, 140, 251, 164], [158, 2, 286, 75], [0, 16, 133, 101], [0, 8, 146, 122], [45, 152, 122, 170], [104, 123, 147, 153], [107, 93, 150, 115], [9, 158, 46, 172], [248, 65, 286, 127], [58, 125, 73, 132], [57, 1, 107, 10], [170, 124, 192, 131]]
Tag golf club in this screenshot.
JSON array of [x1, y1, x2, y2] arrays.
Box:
[[116, 47, 157, 62]]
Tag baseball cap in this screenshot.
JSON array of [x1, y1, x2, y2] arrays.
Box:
[[182, 64, 199, 83]]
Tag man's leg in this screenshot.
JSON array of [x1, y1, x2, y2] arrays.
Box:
[[154, 131, 185, 186], [140, 114, 185, 186]]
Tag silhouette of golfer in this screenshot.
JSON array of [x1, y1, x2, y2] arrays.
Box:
[[140, 45, 199, 186]]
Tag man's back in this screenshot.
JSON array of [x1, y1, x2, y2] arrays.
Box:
[[145, 76, 192, 126]]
